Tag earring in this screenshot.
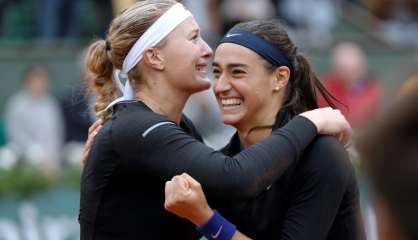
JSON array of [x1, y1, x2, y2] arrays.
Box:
[[274, 86, 280, 91]]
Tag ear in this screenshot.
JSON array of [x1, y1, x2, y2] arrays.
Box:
[[272, 66, 290, 92], [142, 48, 165, 70]]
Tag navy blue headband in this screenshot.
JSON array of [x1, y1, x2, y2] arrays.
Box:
[[219, 28, 293, 70]]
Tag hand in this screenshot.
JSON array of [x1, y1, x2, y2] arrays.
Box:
[[164, 173, 214, 226], [299, 107, 352, 147], [81, 119, 103, 168]]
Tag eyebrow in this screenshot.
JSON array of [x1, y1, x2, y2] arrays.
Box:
[[212, 62, 248, 69]]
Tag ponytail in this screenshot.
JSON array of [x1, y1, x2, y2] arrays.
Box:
[[234, 20, 340, 116], [282, 53, 337, 115], [83, 0, 178, 121], [85, 39, 118, 121]]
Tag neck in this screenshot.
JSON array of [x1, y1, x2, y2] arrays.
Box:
[[238, 127, 273, 148], [136, 76, 190, 124], [237, 102, 282, 148]]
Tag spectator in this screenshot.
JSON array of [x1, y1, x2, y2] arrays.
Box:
[[4, 65, 63, 172], [357, 91, 418, 240], [364, 0, 418, 46], [274, 0, 337, 48], [0, 0, 10, 35], [207, 0, 275, 35], [37, 0, 81, 39], [60, 82, 95, 165], [59, 48, 96, 165], [319, 41, 383, 128], [93, 0, 113, 38]]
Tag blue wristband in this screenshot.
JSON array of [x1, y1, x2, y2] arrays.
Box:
[[196, 210, 236, 240]]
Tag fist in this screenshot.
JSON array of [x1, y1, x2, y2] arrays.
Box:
[[164, 173, 213, 226]]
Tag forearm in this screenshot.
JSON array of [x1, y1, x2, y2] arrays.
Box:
[[195, 208, 253, 240], [232, 231, 253, 240]]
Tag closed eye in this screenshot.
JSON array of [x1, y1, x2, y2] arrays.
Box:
[[232, 69, 246, 75], [212, 68, 221, 78], [191, 33, 200, 42]]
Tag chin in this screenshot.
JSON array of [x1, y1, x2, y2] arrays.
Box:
[[221, 113, 244, 127], [190, 78, 211, 93]]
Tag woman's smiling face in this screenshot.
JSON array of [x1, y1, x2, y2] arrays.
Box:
[[212, 43, 281, 128]]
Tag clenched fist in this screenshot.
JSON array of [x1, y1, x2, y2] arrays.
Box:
[[164, 173, 214, 226]]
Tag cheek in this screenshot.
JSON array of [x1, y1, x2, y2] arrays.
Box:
[[243, 84, 272, 113]]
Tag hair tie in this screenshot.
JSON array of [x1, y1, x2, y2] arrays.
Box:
[[105, 40, 111, 51]]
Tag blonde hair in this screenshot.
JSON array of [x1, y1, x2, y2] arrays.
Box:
[[85, 0, 177, 121]]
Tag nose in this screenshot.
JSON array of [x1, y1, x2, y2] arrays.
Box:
[[213, 73, 231, 94], [200, 39, 213, 59]]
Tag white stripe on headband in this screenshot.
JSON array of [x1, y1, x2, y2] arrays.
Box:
[[103, 3, 192, 112]]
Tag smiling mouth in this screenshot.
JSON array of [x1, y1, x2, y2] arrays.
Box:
[[195, 64, 208, 75], [221, 98, 243, 107]]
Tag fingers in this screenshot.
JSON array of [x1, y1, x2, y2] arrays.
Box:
[[166, 173, 202, 197], [81, 136, 93, 167], [339, 118, 352, 147], [164, 181, 174, 210], [88, 119, 103, 135], [181, 173, 201, 188], [85, 122, 102, 154], [173, 175, 190, 193], [164, 175, 189, 209], [334, 119, 353, 148], [166, 175, 190, 197], [81, 151, 89, 168], [81, 124, 102, 168], [343, 124, 353, 148]]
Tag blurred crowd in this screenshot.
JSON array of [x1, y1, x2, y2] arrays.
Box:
[[0, 0, 418, 46], [0, 0, 417, 239]]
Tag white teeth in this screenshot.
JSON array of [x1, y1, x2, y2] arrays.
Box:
[[196, 65, 207, 72], [221, 98, 242, 106]]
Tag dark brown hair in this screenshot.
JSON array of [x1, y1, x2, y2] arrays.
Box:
[[233, 20, 338, 116]]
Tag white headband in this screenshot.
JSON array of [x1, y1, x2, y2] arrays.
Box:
[[104, 3, 192, 111]]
